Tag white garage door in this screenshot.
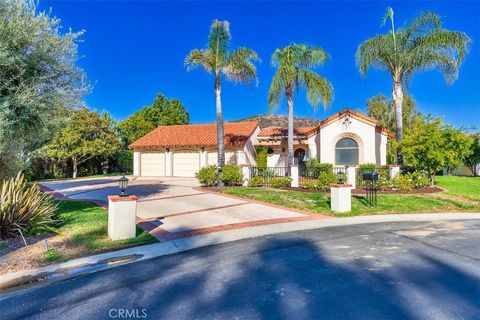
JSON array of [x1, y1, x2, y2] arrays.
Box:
[[140, 152, 165, 176], [207, 151, 236, 166], [173, 151, 200, 177]]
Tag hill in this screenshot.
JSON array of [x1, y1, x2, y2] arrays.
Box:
[[235, 114, 319, 128]]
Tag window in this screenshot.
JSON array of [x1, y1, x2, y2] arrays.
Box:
[[335, 138, 359, 165]]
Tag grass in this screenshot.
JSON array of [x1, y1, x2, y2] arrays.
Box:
[[53, 200, 157, 252], [435, 175, 480, 201], [221, 187, 480, 217], [44, 248, 64, 263]]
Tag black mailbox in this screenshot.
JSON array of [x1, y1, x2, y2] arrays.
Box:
[[362, 172, 379, 181]]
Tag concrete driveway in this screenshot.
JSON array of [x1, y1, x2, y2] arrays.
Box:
[[39, 177, 324, 241]]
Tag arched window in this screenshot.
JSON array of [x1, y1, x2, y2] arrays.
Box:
[[335, 138, 359, 165]]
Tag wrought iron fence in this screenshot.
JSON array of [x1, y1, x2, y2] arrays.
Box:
[[250, 166, 289, 186], [355, 166, 390, 188], [299, 166, 348, 187]]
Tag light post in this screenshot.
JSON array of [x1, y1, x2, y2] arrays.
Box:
[[118, 175, 129, 197]]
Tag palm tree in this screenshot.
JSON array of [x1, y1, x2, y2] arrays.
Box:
[[185, 20, 260, 185], [268, 43, 334, 166], [356, 8, 470, 147]]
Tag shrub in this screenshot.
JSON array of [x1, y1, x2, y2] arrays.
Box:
[[116, 150, 133, 173], [256, 147, 268, 168], [358, 163, 377, 173], [377, 175, 393, 191], [392, 174, 414, 192], [195, 165, 218, 186], [409, 171, 431, 188], [248, 176, 264, 187], [317, 171, 338, 190], [303, 180, 320, 190], [221, 165, 242, 186], [306, 159, 321, 168], [0, 172, 56, 238], [318, 163, 333, 173], [270, 177, 292, 188]]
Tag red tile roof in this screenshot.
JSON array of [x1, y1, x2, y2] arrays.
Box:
[[129, 121, 259, 149], [258, 126, 317, 138]]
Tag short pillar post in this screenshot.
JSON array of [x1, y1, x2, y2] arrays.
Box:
[[346, 166, 356, 189], [108, 195, 138, 240], [290, 165, 299, 188], [389, 165, 400, 179], [330, 184, 352, 212], [240, 165, 250, 186]]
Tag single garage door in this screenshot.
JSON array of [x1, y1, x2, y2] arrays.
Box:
[[173, 151, 200, 177], [207, 151, 236, 166], [140, 152, 165, 176]]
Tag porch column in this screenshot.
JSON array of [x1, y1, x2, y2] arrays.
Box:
[[389, 165, 400, 179], [346, 166, 356, 189], [240, 165, 250, 186], [200, 148, 207, 168], [290, 165, 299, 188]]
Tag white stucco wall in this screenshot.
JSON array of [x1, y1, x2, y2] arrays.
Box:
[[133, 150, 140, 176], [243, 126, 260, 165], [267, 148, 288, 167], [319, 115, 385, 165]]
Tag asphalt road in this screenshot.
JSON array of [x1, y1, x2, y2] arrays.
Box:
[[1, 219, 480, 320]]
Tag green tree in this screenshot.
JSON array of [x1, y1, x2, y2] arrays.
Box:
[[401, 117, 472, 184], [0, 0, 88, 178], [268, 43, 333, 165], [356, 8, 470, 145], [119, 93, 189, 145], [46, 109, 121, 178], [367, 94, 418, 133], [185, 19, 260, 185], [463, 134, 480, 176]]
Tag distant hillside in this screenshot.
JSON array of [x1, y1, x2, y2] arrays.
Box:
[[236, 114, 319, 128]]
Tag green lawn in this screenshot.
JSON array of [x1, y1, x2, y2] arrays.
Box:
[[435, 175, 480, 201], [53, 200, 156, 253], [222, 187, 480, 217]]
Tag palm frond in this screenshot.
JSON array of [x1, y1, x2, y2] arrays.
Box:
[[298, 70, 334, 109], [185, 49, 213, 73], [404, 11, 441, 39], [295, 44, 330, 69], [208, 19, 231, 70], [267, 71, 284, 110], [356, 34, 396, 77], [223, 47, 260, 86]]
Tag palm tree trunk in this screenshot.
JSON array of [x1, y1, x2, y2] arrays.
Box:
[[392, 79, 404, 165], [286, 87, 294, 167], [215, 75, 225, 186]]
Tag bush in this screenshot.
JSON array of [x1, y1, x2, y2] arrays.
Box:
[[221, 165, 242, 186], [409, 171, 431, 188], [392, 174, 414, 192], [116, 150, 133, 173], [248, 176, 264, 187], [195, 165, 218, 186], [317, 163, 333, 173], [377, 175, 394, 191], [270, 177, 292, 188], [256, 147, 268, 168], [317, 171, 338, 190], [303, 180, 320, 190], [0, 172, 56, 238]]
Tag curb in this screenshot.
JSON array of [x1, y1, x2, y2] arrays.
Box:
[[1, 212, 479, 296]]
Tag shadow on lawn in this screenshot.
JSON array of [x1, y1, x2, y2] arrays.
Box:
[[4, 231, 479, 319]]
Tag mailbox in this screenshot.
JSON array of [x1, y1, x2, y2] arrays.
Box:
[[362, 172, 379, 181]]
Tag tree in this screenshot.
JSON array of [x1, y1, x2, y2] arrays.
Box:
[[268, 43, 333, 166], [356, 8, 470, 148], [0, 0, 88, 178], [401, 116, 472, 184], [46, 109, 121, 178], [119, 93, 189, 145], [185, 19, 260, 185], [367, 94, 418, 133], [443, 127, 473, 174], [463, 134, 480, 176]]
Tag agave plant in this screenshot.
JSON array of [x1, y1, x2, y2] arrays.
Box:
[[0, 172, 56, 238]]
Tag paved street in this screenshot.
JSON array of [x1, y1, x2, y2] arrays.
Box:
[[1, 219, 479, 320]]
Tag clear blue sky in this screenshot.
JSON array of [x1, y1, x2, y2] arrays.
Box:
[[41, 1, 480, 128]]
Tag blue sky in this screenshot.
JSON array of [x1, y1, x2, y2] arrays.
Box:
[[41, 1, 480, 128]]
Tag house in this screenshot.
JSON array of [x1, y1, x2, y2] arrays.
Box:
[[130, 109, 393, 177]]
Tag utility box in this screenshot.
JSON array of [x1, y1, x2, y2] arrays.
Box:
[[108, 195, 138, 240]]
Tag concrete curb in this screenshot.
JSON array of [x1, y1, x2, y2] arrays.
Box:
[[1, 212, 479, 294]]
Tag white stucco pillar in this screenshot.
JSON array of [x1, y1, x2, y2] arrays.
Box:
[[200, 149, 207, 168], [237, 150, 247, 166], [346, 166, 356, 189], [240, 165, 250, 186], [108, 195, 138, 240], [133, 151, 140, 176], [330, 184, 352, 212], [290, 165, 299, 188], [165, 149, 172, 176], [389, 165, 400, 179]]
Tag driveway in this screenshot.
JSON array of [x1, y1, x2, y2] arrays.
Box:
[[39, 177, 324, 241], [2, 219, 479, 319]]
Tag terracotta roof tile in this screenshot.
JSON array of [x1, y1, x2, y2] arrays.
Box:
[[129, 121, 259, 149], [258, 126, 317, 138]]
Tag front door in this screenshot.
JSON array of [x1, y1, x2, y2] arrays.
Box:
[[294, 148, 306, 169]]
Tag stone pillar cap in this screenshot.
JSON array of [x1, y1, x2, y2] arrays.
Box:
[[330, 184, 352, 188], [108, 195, 138, 202]]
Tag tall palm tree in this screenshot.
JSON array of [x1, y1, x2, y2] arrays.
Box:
[[356, 8, 470, 147], [185, 20, 260, 185], [268, 43, 334, 166]]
